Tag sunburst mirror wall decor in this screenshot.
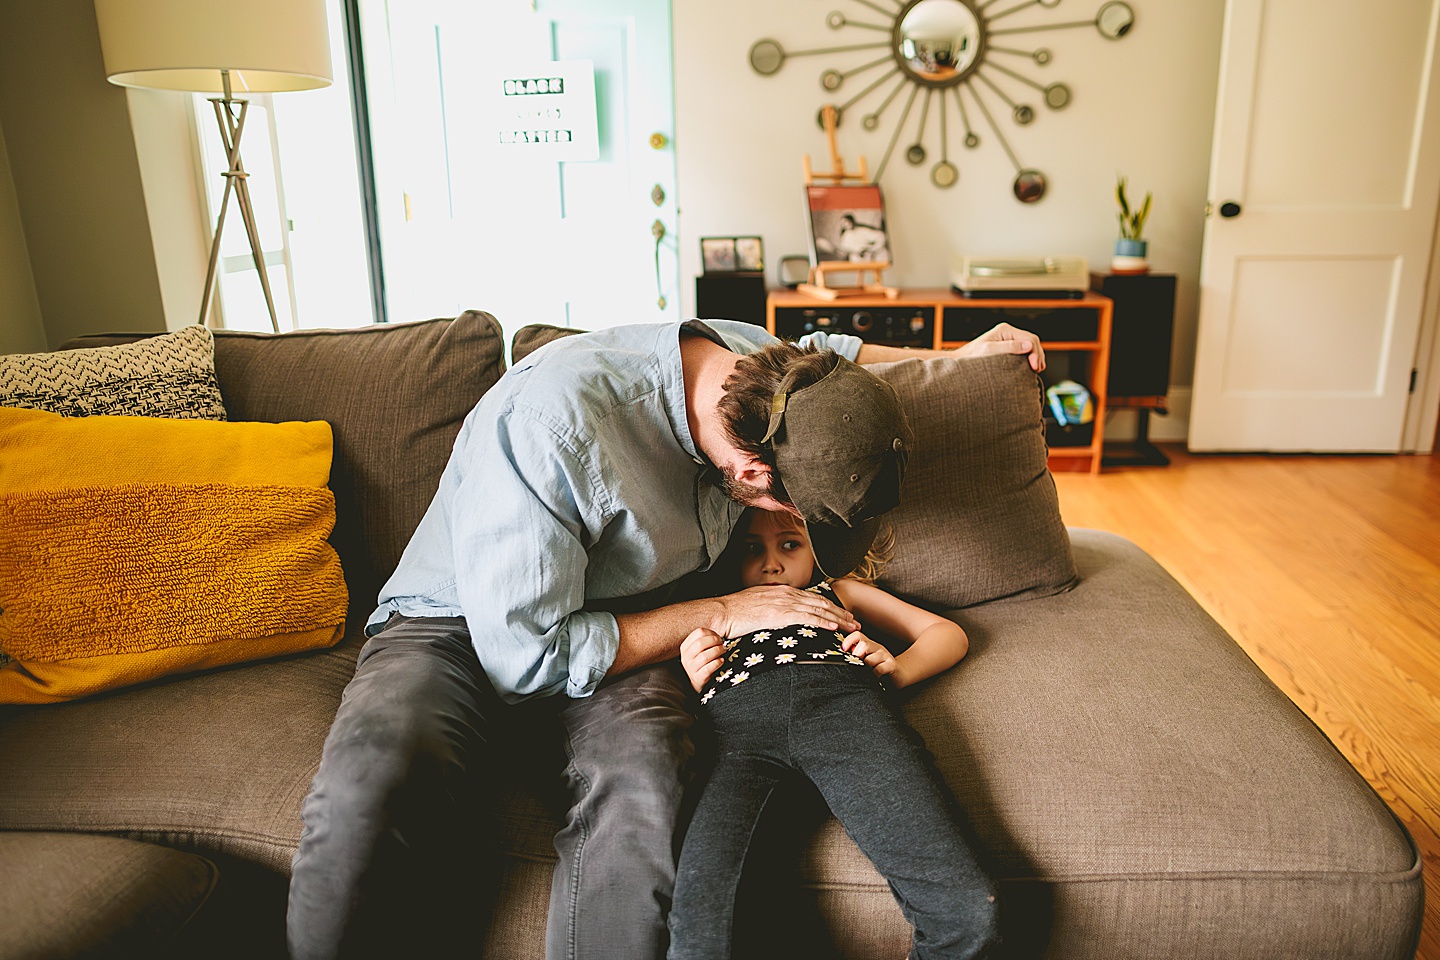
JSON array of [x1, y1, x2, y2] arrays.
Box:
[[749, 0, 1136, 202]]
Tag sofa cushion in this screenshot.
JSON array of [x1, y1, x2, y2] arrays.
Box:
[[773, 528, 1422, 958], [0, 408, 346, 703], [64, 313, 506, 628], [0, 627, 364, 873], [0, 832, 217, 958], [511, 323, 580, 363], [0, 324, 225, 420], [869, 353, 1077, 608], [0, 314, 504, 867]]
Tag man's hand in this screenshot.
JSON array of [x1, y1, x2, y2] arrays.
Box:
[[841, 631, 898, 679], [680, 627, 726, 692], [953, 321, 1046, 372], [717, 585, 860, 639]]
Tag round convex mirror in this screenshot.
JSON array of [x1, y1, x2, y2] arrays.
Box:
[[1013, 169, 1047, 203], [749, 39, 786, 75], [1096, 2, 1135, 39], [895, 0, 984, 87]]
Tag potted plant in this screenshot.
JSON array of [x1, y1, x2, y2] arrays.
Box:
[[1112, 175, 1152, 274]]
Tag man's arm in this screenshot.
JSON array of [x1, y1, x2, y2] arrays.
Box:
[[854, 321, 1047, 371], [609, 585, 860, 677]]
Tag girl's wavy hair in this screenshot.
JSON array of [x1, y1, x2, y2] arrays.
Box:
[[845, 524, 895, 585]]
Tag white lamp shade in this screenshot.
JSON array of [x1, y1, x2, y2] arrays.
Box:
[[94, 0, 332, 93]]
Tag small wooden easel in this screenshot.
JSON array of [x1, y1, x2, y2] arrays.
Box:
[[798, 105, 898, 302]]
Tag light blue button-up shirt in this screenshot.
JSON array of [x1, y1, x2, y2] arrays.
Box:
[[369, 320, 861, 703]]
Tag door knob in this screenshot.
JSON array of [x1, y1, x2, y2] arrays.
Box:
[[652, 219, 668, 310], [1219, 201, 1242, 218]]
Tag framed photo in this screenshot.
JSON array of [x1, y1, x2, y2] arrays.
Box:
[[700, 237, 738, 273], [734, 236, 764, 272], [805, 184, 891, 266]]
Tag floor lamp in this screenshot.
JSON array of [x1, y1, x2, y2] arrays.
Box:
[[94, 0, 333, 332]]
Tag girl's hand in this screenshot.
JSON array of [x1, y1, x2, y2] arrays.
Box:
[[680, 627, 727, 692], [841, 630, 897, 679]]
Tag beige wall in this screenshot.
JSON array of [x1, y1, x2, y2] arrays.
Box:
[[0, 116, 45, 355], [0, 0, 165, 351]]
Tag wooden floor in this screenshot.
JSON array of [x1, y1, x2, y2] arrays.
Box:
[[1052, 444, 1440, 960]]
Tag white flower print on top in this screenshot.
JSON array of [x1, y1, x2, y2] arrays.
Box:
[[695, 581, 876, 704]]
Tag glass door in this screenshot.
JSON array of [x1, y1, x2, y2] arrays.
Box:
[[356, 0, 679, 335]]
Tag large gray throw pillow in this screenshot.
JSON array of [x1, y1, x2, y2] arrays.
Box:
[[509, 324, 1075, 609], [869, 353, 1077, 609], [63, 312, 507, 627]]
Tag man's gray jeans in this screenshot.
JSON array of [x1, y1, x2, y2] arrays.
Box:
[[287, 614, 695, 960]]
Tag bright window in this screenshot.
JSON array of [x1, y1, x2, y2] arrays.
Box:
[[192, 0, 373, 331]]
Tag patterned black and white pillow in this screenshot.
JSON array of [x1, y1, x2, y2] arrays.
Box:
[[0, 325, 226, 421]]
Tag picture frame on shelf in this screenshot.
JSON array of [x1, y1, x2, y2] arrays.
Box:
[[735, 236, 764, 272], [700, 237, 739, 274], [805, 184, 891, 266]]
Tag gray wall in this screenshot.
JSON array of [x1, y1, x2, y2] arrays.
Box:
[[0, 0, 165, 351], [0, 117, 45, 355]]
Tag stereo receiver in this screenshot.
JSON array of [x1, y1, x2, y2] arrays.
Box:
[[771, 305, 932, 347]]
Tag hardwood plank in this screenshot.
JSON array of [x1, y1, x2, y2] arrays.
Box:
[[1053, 446, 1440, 959]]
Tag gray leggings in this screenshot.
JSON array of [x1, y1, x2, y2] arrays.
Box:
[[287, 615, 694, 960], [669, 665, 999, 960]]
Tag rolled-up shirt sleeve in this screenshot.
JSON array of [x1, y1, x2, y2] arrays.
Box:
[[796, 329, 862, 361], [449, 402, 617, 703]]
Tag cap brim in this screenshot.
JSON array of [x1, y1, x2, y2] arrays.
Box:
[[805, 514, 882, 580]]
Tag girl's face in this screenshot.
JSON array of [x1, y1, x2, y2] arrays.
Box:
[[738, 510, 817, 589]]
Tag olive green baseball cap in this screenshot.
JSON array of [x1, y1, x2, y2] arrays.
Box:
[[761, 356, 913, 578]]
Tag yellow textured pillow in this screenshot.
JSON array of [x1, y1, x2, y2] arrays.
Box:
[[0, 407, 348, 704]]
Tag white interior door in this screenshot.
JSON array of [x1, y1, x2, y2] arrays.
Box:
[[359, 0, 678, 334], [1190, 0, 1440, 452]]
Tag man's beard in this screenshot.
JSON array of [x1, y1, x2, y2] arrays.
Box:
[[719, 466, 790, 509]]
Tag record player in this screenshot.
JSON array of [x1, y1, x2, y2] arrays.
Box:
[[951, 255, 1089, 298]]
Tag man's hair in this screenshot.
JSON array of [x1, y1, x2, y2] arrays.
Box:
[[717, 342, 841, 492]]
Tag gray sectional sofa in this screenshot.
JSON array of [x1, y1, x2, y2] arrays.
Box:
[[0, 313, 1423, 958]]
